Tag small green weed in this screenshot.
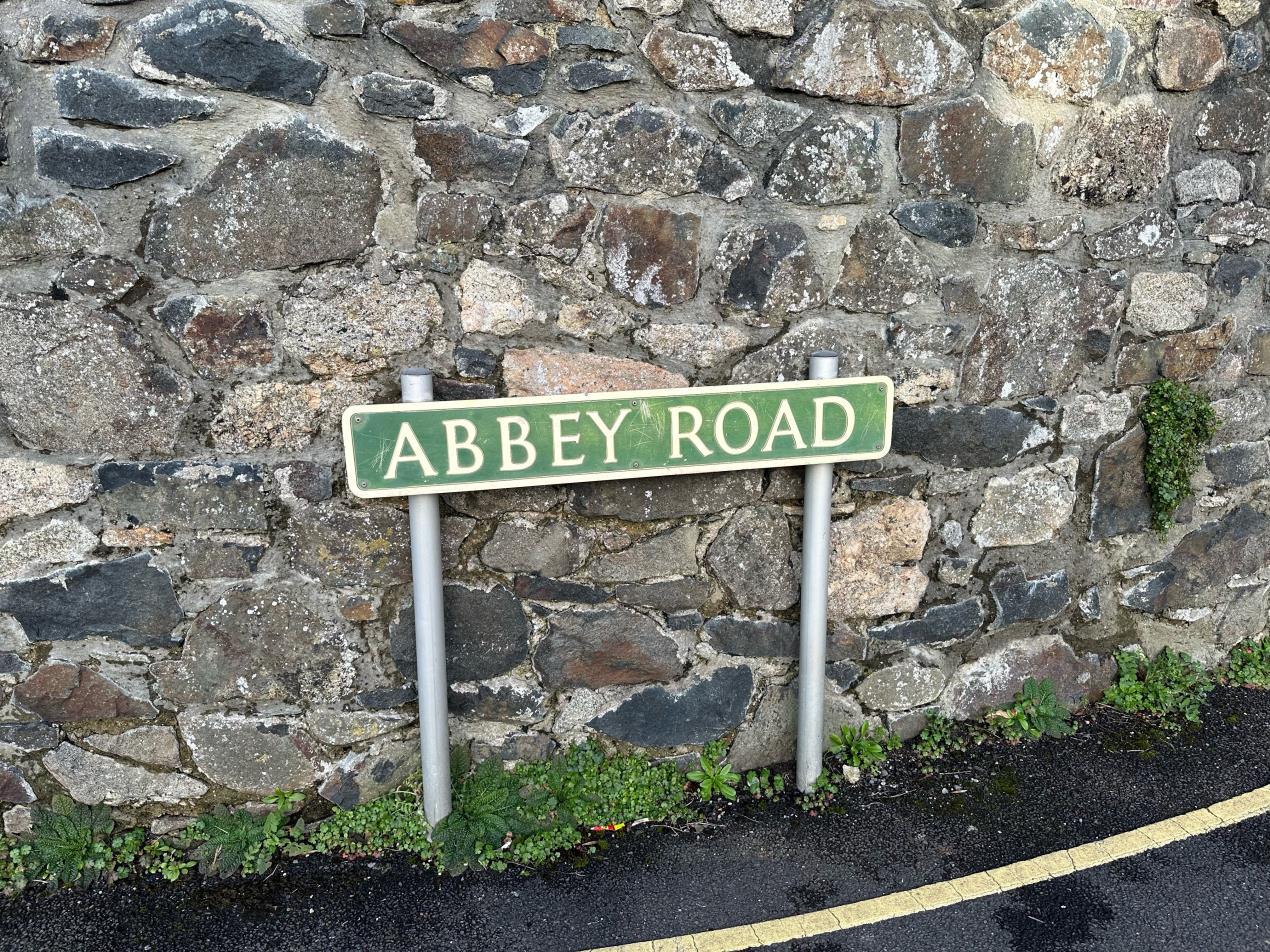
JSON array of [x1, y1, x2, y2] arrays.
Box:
[[28, 795, 115, 886], [743, 768, 785, 801], [433, 749, 547, 876], [0, 839, 31, 895], [188, 790, 305, 878], [915, 712, 969, 772], [1140, 378, 1217, 533], [307, 776, 432, 860], [686, 741, 741, 802], [989, 678, 1075, 742], [1103, 648, 1213, 727], [1227, 639, 1270, 688], [828, 722, 900, 774], [796, 769, 840, 813]]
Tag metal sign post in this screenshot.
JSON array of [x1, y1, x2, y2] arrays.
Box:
[[347, 360, 894, 825], [797, 351, 839, 794], [400, 369, 452, 827]]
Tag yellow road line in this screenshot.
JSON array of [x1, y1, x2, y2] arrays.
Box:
[[588, 782, 1270, 952]]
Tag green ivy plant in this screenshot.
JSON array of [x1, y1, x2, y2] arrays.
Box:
[[686, 741, 741, 802], [827, 722, 900, 773], [1103, 648, 1213, 727], [1140, 378, 1218, 533], [989, 678, 1075, 742], [1227, 639, 1270, 688]]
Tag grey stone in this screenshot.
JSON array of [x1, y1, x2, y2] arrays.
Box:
[[285, 500, 410, 589], [16, 13, 118, 63], [84, 726, 180, 768], [131, 0, 328, 104], [535, 607, 682, 689], [715, 221, 824, 314], [0, 518, 98, 583], [1061, 391, 1133, 443], [153, 584, 359, 705], [1126, 271, 1207, 332], [893, 200, 976, 248], [1200, 203, 1270, 245], [55, 255, 140, 304], [391, 584, 531, 683], [305, 709, 413, 747], [0, 297, 191, 456], [414, 122, 528, 186], [1115, 319, 1235, 386], [766, 116, 882, 205], [640, 24, 751, 92], [1053, 104, 1173, 205], [1078, 586, 1101, 621], [1195, 84, 1270, 153], [989, 566, 1071, 628], [548, 104, 751, 202], [280, 267, 443, 376], [497, 193, 596, 263], [145, 118, 381, 281], [178, 712, 314, 795], [305, 0, 366, 37], [1154, 16, 1226, 92], [482, 519, 586, 576], [868, 598, 985, 646], [0, 764, 35, 806], [14, 662, 155, 721], [589, 666, 754, 747], [0, 194, 102, 264], [705, 615, 798, 657], [708, 93, 810, 148], [827, 498, 930, 621], [514, 575, 609, 604], [449, 678, 547, 722], [891, 406, 1051, 468], [960, 261, 1123, 404], [318, 738, 417, 810], [940, 633, 1113, 719], [1122, 505, 1270, 614], [0, 555, 181, 646], [53, 66, 216, 128], [728, 681, 863, 771], [983, 0, 1128, 103], [857, 661, 945, 712], [1211, 254, 1263, 298], [588, 526, 699, 583], [731, 316, 875, 383], [772, 0, 971, 105], [98, 461, 266, 533], [0, 722, 60, 754], [599, 204, 701, 306], [709, 0, 797, 35], [991, 215, 1083, 252], [899, 96, 1035, 204], [1085, 209, 1182, 261], [831, 213, 933, 313], [972, 458, 1078, 548], [706, 507, 797, 611], [1207, 442, 1270, 487], [157, 294, 275, 379], [352, 72, 449, 119], [557, 25, 631, 53], [614, 578, 712, 612], [1226, 31, 1263, 73], [382, 17, 550, 98], [44, 743, 207, 805], [565, 61, 635, 91]]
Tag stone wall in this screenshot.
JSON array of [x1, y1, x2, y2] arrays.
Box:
[[0, 0, 1267, 824]]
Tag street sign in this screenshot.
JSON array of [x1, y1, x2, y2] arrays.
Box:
[[343, 377, 894, 498]]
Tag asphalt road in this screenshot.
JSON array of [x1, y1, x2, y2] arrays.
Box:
[[3, 686, 1269, 952]]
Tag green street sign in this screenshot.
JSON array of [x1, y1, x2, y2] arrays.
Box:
[[343, 377, 893, 498]]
